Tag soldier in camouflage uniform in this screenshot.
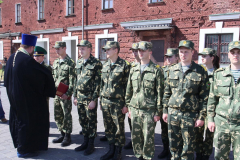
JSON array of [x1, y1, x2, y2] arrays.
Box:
[[125, 41, 164, 160], [33, 46, 52, 108], [52, 41, 76, 147], [208, 41, 240, 160], [195, 48, 219, 160], [73, 40, 102, 155], [162, 40, 209, 160], [124, 42, 140, 150], [100, 41, 131, 160], [158, 48, 179, 159]]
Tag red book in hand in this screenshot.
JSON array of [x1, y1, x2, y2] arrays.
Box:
[[56, 82, 71, 100]]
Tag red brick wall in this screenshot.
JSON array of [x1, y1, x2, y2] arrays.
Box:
[[0, 0, 240, 65]]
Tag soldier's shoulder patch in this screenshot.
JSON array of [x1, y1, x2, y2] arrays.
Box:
[[156, 65, 160, 68], [71, 59, 75, 63], [125, 60, 130, 65], [200, 64, 207, 71], [215, 68, 224, 72]]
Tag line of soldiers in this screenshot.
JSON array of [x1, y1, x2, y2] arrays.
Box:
[[35, 39, 240, 160]]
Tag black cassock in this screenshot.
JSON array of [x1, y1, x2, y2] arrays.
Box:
[[4, 51, 56, 154]]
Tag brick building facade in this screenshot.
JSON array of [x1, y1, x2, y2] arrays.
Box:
[[0, 0, 239, 67]]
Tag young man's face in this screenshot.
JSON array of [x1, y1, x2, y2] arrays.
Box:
[[201, 55, 213, 65], [165, 55, 178, 65], [79, 46, 91, 59], [34, 55, 44, 63], [228, 49, 240, 65], [55, 47, 66, 57], [132, 49, 140, 61], [106, 48, 118, 59], [179, 47, 194, 64], [138, 49, 151, 61]]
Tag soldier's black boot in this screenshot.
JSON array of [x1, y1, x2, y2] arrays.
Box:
[[61, 133, 71, 146], [196, 153, 203, 160], [123, 141, 132, 149], [84, 137, 95, 155], [112, 146, 122, 160], [52, 131, 65, 143], [100, 144, 115, 160], [75, 136, 89, 151], [137, 157, 143, 160], [202, 155, 210, 160], [158, 144, 170, 159], [100, 136, 108, 141]]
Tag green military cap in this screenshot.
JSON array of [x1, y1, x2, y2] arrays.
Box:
[[178, 40, 194, 49], [129, 43, 139, 50], [77, 40, 92, 48], [165, 48, 179, 56], [53, 41, 66, 48], [138, 41, 152, 51], [33, 46, 47, 56], [102, 41, 120, 50], [198, 48, 216, 56], [228, 41, 240, 51]]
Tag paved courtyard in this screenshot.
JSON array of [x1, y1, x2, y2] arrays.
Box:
[[0, 85, 233, 160]]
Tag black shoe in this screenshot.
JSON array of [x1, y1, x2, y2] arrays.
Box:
[[196, 153, 203, 160], [61, 133, 71, 147], [100, 144, 115, 160], [112, 146, 122, 160], [167, 152, 172, 160], [84, 137, 95, 155], [202, 155, 210, 160], [137, 157, 143, 160], [158, 148, 170, 158], [52, 131, 65, 143], [79, 130, 83, 135], [124, 141, 132, 149], [75, 136, 89, 151], [100, 136, 108, 141], [17, 152, 38, 158]]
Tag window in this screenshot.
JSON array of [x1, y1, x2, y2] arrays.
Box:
[[67, 0, 74, 15], [38, 0, 44, 20], [205, 34, 233, 63], [15, 4, 21, 23], [149, 0, 163, 3], [103, 0, 113, 9], [99, 38, 114, 61], [0, 8, 2, 26]]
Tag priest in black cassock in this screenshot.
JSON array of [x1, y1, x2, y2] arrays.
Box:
[[4, 34, 56, 158]]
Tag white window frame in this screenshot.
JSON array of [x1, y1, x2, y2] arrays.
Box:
[[15, 3, 21, 23], [66, 0, 74, 16], [198, 21, 239, 67], [62, 33, 78, 62], [149, 0, 163, 3], [38, 0, 44, 20], [0, 41, 3, 60], [102, 0, 113, 10], [95, 29, 118, 59]]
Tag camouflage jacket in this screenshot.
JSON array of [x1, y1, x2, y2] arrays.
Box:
[[207, 66, 240, 122], [52, 55, 76, 97], [100, 57, 131, 105], [73, 54, 102, 102], [42, 61, 52, 72], [125, 61, 164, 116], [162, 61, 209, 120]]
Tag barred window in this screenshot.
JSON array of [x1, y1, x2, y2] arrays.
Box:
[[67, 0, 74, 15], [39, 0, 44, 20], [16, 4, 21, 23]]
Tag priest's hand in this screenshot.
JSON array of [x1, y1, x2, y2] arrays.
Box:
[[122, 106, 128, 114], [61, 94, 68, 100], [195, 120, 204, 127], [73, 97, 77, 106], [88, 101, 96, 110], [162, 114, 168, 123]]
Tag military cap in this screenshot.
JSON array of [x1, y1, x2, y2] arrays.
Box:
[[228, 41, 240, 51], [165, 48, 179, 56], [21, 34, 37, 46], [102, 41, 120, 50], [33, 46, 47, 56], [198, 48, 216, 56], [77, 40, 92, 48], [53, 41, 66, 48], [178, 40, 194, 49], [129, 43, 139, 50], [138, 41, 152, 51]]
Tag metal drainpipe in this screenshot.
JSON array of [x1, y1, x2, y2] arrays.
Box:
[[82, 0, 84, 40]]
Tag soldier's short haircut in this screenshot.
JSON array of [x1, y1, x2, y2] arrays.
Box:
[[112, 47, 120, 54]]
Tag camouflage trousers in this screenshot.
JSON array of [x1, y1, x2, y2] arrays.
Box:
[[77, 98, 97, 138], [168, 108, 198, 160], [130, 108, 156, 160], [195, 125, 214, 156], [160, 117, 169, 147], [214, 115, 240, 160], [101, 97, 125, 147], [54, 96, 72, 133]]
